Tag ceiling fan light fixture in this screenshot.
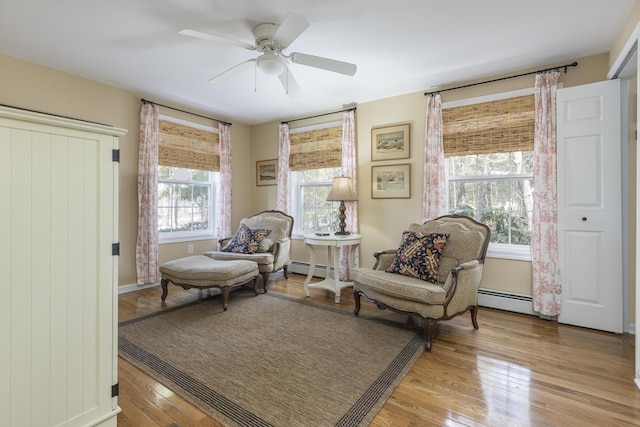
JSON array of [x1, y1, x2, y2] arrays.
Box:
[[257, 53, 286, 75]]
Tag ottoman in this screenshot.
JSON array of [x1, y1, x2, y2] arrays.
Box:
[[159, 256, 262, 311]]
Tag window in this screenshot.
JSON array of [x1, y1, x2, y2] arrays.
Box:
[[443, 91, 534, 259], [158, 167, 215, 237], [289, 122, 343, 235], [291, 168, 341, 234], [157, 116, 220, 242]]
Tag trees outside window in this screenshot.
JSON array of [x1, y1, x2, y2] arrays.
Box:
[[447, 151, 533, 246], [158, 166, 215, 239]]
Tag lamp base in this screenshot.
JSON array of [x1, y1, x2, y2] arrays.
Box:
[[335, 230, 351, 236]]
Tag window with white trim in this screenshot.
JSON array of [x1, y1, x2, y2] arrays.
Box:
[[291, 167, 342, 235], [443, 90, 534, 260], [157, 116, 219, 243], [289, 122, 342, 235]]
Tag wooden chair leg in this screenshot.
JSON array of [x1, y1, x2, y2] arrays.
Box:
[[353, 289, 362, 316], [283, 265, 289, 280], [160, 279, 169, 301], [470, 305, 479, 329], [221, 287, 230, 311], [424, 318, 437, 352], [253, 274, 263, 295], [261, 272, 270, 293]]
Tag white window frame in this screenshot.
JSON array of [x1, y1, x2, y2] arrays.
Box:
[[290, 169, 341, 238], [158, 115, 219, 244], [289, 121, 342, 238], [443, 88, 534, 261]]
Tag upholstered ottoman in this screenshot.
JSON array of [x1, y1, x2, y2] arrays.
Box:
[[159, 256, 262, 311]]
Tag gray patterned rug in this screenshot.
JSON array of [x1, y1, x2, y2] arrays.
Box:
[[119, 291, 423, 427]]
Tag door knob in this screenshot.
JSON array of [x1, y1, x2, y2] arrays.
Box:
[[582, 217, 587, 221]]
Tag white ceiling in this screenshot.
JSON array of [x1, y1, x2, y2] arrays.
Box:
[[0, 0, 634, 125]]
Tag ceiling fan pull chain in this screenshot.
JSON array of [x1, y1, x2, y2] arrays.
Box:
[[285, 67, 289, 95]]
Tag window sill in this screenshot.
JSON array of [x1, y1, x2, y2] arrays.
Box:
[[159, 233, 216, 245], [486, 244, 531, 262]]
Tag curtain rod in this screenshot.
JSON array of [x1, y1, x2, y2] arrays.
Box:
[[141, 99, 232, 126], [281, 107, 356, 125], [424, 61, 578, 96]]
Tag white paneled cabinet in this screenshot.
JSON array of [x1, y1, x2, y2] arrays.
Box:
[[0, 106, 127, 426]]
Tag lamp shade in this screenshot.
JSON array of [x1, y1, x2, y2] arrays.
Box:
[[257, 53, 286, 75], [326, 176, 357, 201]]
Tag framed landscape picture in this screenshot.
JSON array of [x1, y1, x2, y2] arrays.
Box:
[[371, 163, 411, 199], [371, 123, 410, 161], [256, 159, 278, 186]]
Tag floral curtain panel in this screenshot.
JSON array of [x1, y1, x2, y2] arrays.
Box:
[[216, 122, 232, 238], [136, 103, 160, 285], [276, 123, 291, 214], [339, 109, 359, 280], [531, 70, 562, 316], [422, 93, 447, 222]]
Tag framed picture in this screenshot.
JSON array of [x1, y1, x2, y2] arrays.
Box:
[[371, 123, 410, 161], [372, 164, 411, 199], [256, 159, 278, 186]]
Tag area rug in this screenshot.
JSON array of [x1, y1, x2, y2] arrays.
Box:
[[118, 291, 423, 427]]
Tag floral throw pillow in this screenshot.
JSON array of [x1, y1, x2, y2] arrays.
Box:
[[221, 223, 271, 254], [386, 231, 448, 283]]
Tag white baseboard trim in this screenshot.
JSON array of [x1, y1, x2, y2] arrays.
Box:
[[118, 281, 160, 294]]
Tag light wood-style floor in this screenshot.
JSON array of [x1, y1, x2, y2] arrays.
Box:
[[117, 272, 640, 427]]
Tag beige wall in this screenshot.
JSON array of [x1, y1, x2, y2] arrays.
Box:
[[0, 53, 251, 288], [250, 53, 612, 297]]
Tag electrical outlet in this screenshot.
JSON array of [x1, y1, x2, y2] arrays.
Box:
[[188, 244, 194, 254]]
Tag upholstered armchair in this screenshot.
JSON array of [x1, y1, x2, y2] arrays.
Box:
[[204, 210, 294, 291], [353, 215, 490, 351]]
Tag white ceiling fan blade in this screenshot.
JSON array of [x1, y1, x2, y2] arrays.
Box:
[[179, 29, 256, 50], [209, 59, 256, 83], [290, 52, 357, 76], [278, 68, 302, 98], [273, 13, 310, 48]]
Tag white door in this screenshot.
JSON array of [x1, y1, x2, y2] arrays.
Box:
[[556, 80, 623, 333]]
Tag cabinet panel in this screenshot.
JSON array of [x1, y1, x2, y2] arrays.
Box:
[[0, 107, 126, 427]]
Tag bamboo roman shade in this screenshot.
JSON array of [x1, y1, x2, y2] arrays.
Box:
[[442, 94, 534, 157], [158, 120, 220, 171], [289, 125, 342, 171]]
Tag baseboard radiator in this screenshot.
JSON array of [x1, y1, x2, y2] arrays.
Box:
[[290, 260, 535, 316], [477, 288, 536, 316], [289, 260, 331, 278]]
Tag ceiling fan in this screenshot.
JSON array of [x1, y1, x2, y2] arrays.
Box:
[[179, 13, 357, 95]]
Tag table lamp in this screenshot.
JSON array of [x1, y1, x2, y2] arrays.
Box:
[[326, 176, 358, 235]]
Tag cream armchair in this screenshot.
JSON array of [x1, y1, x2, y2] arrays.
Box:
[[204, 210, 293, 291], [353, 215, 490, 352]]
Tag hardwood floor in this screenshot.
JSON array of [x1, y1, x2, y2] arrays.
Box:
[[117, 272, 640, 426]]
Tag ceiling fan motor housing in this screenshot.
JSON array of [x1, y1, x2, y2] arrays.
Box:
[[252, 23, 280, 51]]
